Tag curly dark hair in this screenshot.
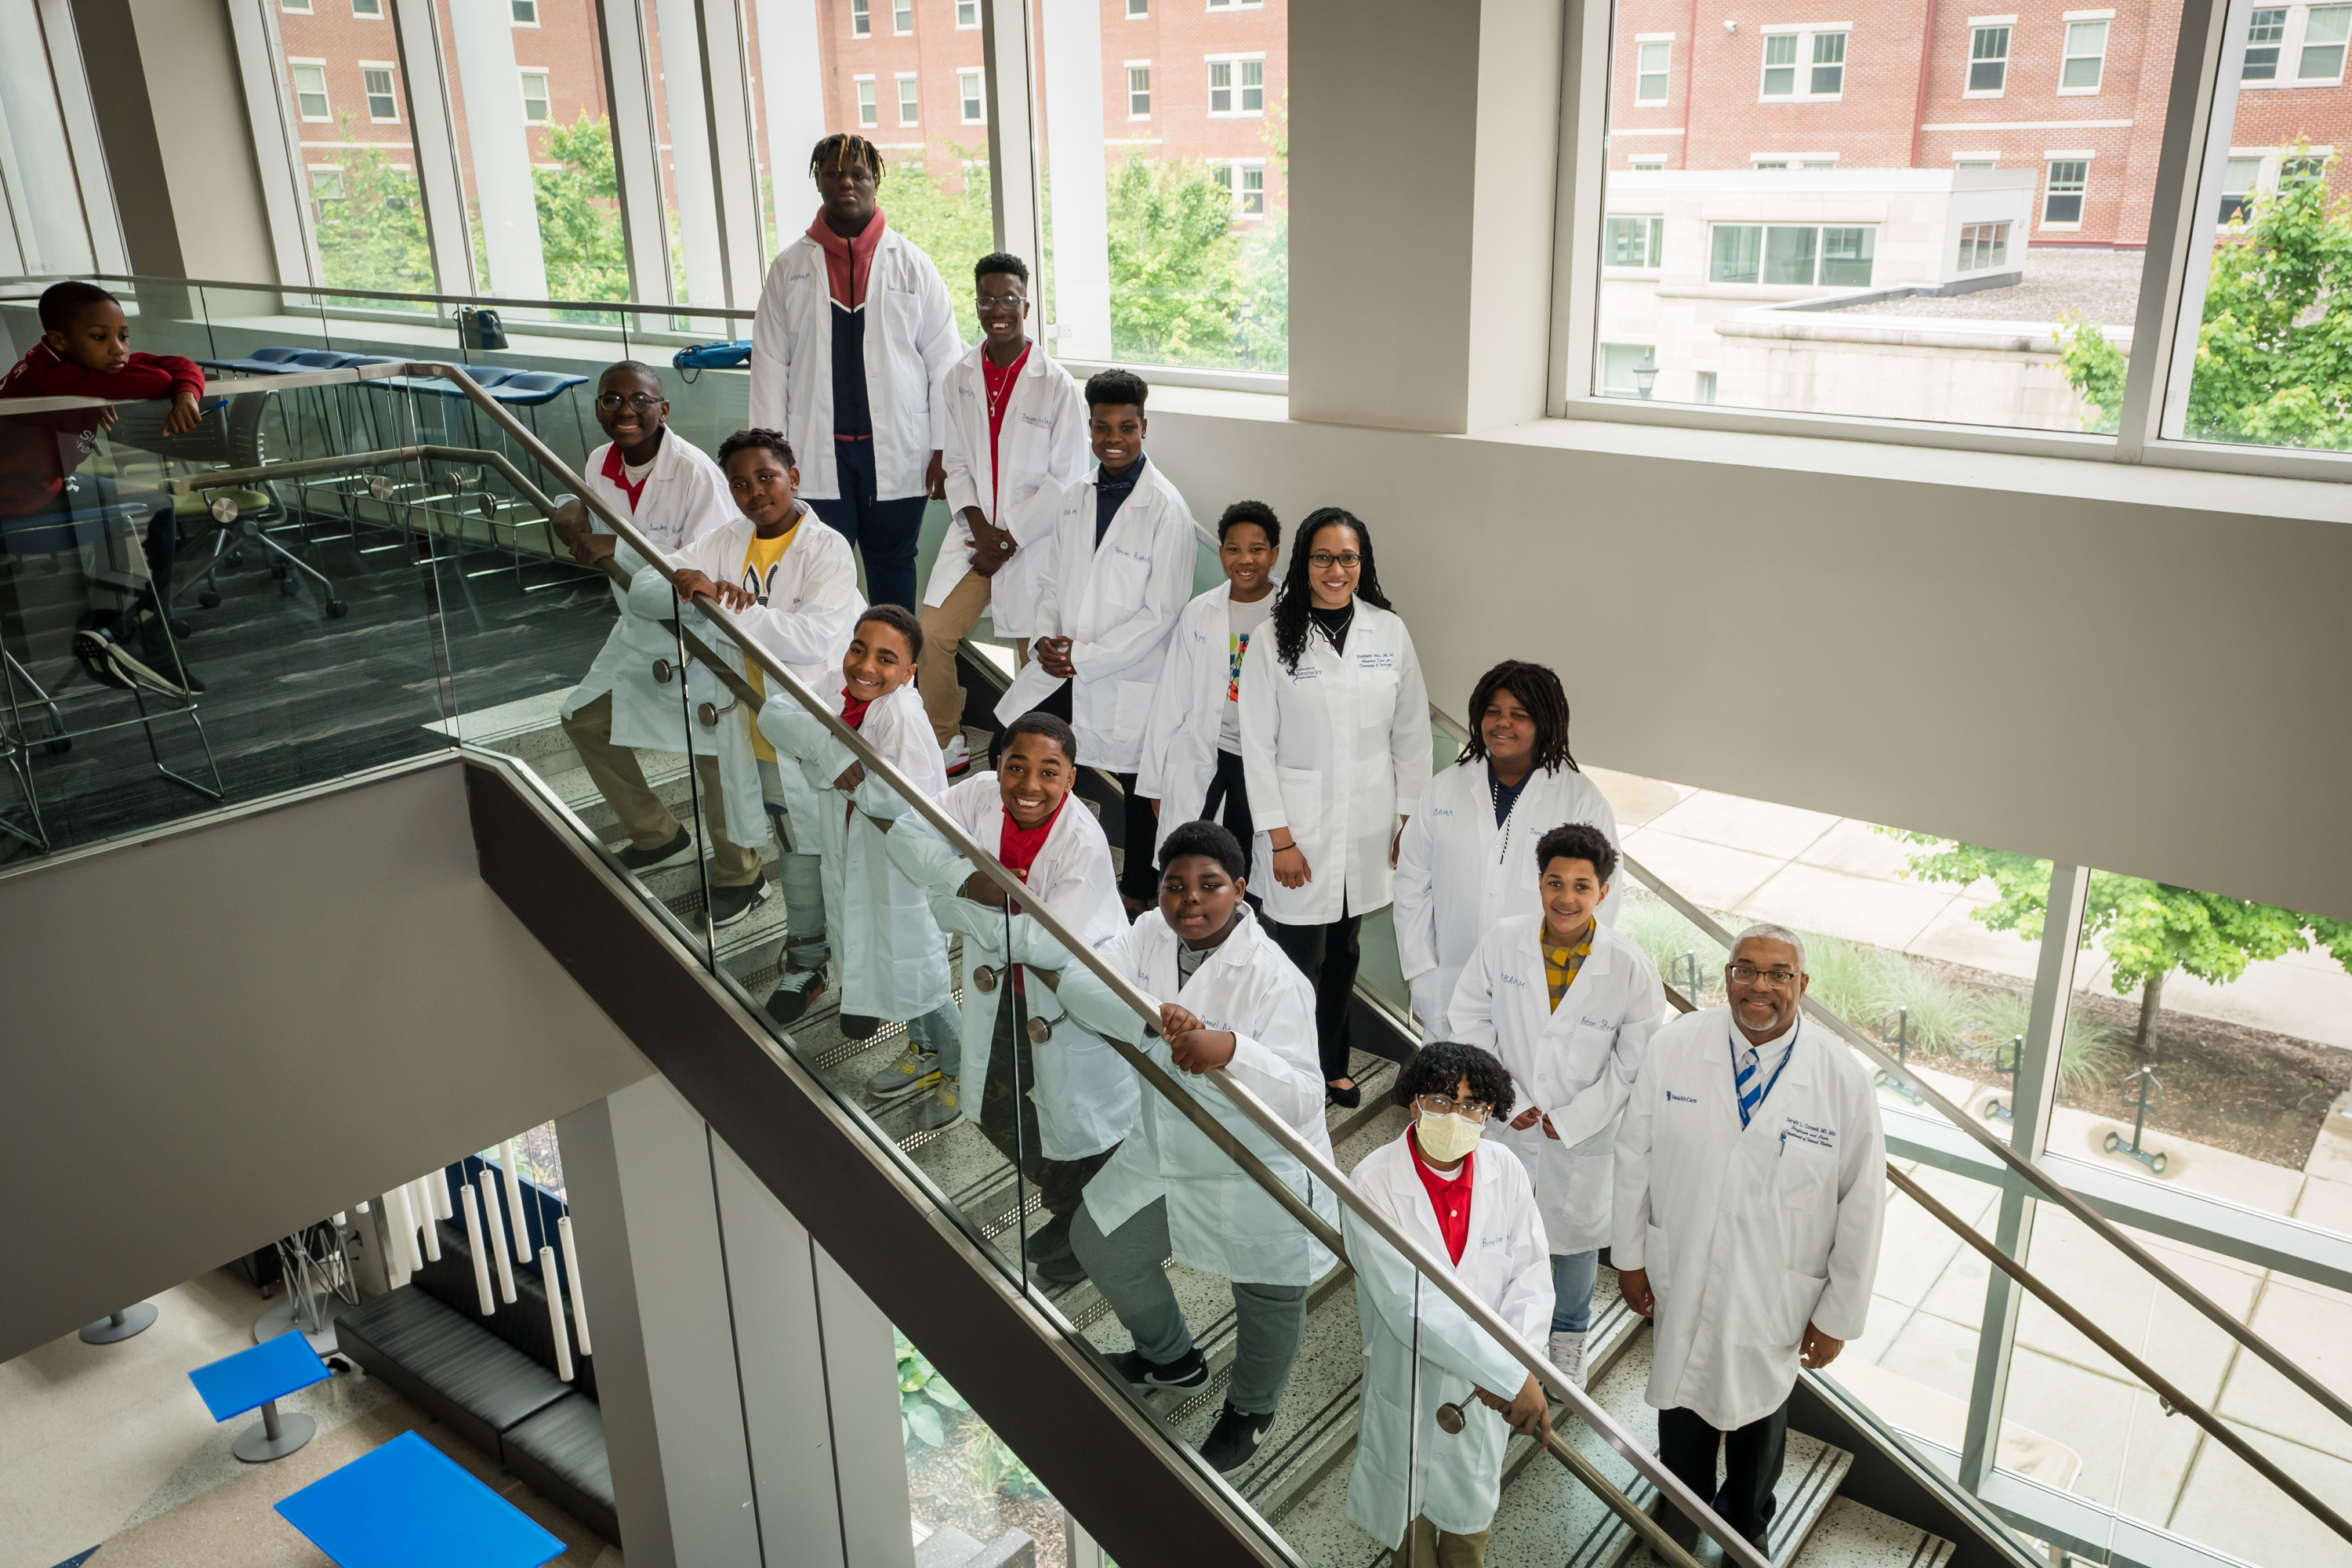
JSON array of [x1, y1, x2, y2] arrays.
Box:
[[855, 603, 924, 662], [1456, 659, 1578, 775], [1158, 819, 1247, 880], [1085, 367, 1150, 411], [1272, 508, 1392, 672], [975, 251, 1029, 286], [1535, 821, 1617, 885], [1394, 1040, 1517, 1119], [717, 428, 797, 470], [1217, 499, 1280, 550], [810, 132, 884, 180]]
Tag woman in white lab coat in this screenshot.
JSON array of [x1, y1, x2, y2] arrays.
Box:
[[1450, 823, 1662, 1387], [758, 605, 960, 1121], [1239, 509, 1432, 1105], [1394, 660, 1622, 1040], [1613, 925, 1886, 1549], [1345, 1040, 1555, 1565]]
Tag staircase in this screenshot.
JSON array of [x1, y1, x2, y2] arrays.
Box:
[[446, 687, 1964, 1568]]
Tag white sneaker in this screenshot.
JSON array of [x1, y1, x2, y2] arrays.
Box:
[[1548, 1329, 1588, 1388], [942, 734, 972, 776]]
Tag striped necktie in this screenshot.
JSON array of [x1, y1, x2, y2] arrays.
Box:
[[1737, 1044, 1763, 1129]]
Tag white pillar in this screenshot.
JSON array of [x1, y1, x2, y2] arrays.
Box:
[[1040, 0, 1112, 359], [447, 0, 548, 299], [753, 0, 828, 256], [652, 0, 728, 309]]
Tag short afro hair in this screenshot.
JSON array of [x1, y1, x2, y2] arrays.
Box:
[[1158, 820, 1247, 882], [1535, 822, 1617, 886], [975, 252, 1030, 286], [1217, 500, 1280, 550], [1085, 367, 1149, 412], [717, 427, 797, 470], [854, 603, 924, 662], [39, 281, 118, 332], [1394, 1040, 1517, 1120], [999, 710, 1077, 765]]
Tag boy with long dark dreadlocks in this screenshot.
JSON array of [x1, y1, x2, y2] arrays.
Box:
[[750, 132, 961, 615]]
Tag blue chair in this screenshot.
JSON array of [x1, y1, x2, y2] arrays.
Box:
[[195, 346, 309, 377]]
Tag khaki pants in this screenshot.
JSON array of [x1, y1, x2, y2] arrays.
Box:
[[917, 569, 991, 747], [561, 690, 764, 887], [1402, 1516, 1492, 1568]]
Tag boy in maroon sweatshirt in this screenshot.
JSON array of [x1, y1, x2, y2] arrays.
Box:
[[1, 281, 207, 693]]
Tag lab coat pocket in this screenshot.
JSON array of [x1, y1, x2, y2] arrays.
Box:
[[1743, 1269, 1830, 1352], [1112, 677, 1155, 738], [1276, 764, 1322, 815], [1356, 1377, 1412, 1485], [1356, 663, 1399, 725]]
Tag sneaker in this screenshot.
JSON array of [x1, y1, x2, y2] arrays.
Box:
[[840, 1014, 883, 1040], [1105, 1345, 1209, 1394], [72, 619, 198, 696], [709, 878, 772, 927], [133, 613, 205, 695], [916, 1077, 962, 1131], [1198, 1402, 1276, 1473], [1027, 1213, 1087, 1286], [866, 1044, 942, 1103], [1548, 1328, 1588, 1388], [766, 967, 826, 1024], [942, 734, 972, 776], [617, 827, 695, 873], [71, 624, 133, 690]]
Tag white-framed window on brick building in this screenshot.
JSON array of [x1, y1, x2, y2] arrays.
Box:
[[1629, 154, 1668, 170], [2042, 157, 2089, 225], [893, 0, 913, 33], [2060, 14, 2110, 93], [512, 0, 539, 22], [1956, 220, 2010, 269], [361, 65, 400, 122], [307, 165, 343, 218], [1635, 37, 1673, 103], [855, 76, 878, 126], [1207, 0, 1264, 9], [352, 0, 383, 15], [1606, 215, 1665, 267], [291, 61, 332, 121], [1968, 22, 2012, 93], [1708, 222, 1876, 285], [1213, 159, 1268, 217], [1207, 55, 1265, 115], [1128, 64, 1152, 117], [1127, 0, 1149, 13], [897, 73, 920, 125], [1760, 27, 1847, 100], [2244, 4, 2352, 82], [517, 70, 549, 125], [281, 0, 312, 12], [960, 70, 985, 123], [2219, 155, 2263, 222], [956, 0, 978, 26], [852, 0, 871, 38]]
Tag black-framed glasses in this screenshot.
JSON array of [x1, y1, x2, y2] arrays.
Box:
[[1307, 551, 1363, 569], [1416, 1091, 1492, 1120], [975, 294, 1025, 314], [1727, 962, 1799, 987], [594, 392, 664, 412]]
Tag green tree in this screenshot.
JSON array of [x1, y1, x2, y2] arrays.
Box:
[[2060, 145, 2352, 446], [881, 145, 995, 344], [1104, 153, 1242, 365], [1236, 93, 1290, 371], [1889, 837, 2352, 1061], [314, 122, 434, 297], [533, 114, 629, 304]]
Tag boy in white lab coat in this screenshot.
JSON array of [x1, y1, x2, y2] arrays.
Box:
[[1136, 503, 1281, 877], [1051, 821, 1338, 1473], [920, 252, 1088, 770], [874, 712, 1139, 1284], [1345, 1040, 1554, 1568], [758, 604, 962, 1127], [638, 430, 862, 975], [1450, 822, 1663, 1387], [1394, 659, 1622, 1040], [553, 362, 759, 914], [1614, 924, 1886, 1556], [1024, 368, 1198, 912]]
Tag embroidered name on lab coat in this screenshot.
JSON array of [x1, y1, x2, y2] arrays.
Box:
[[1428, 805, 1456, 817], [1499, 971, 1529, 989], [1580, 1015, 1617, 1031], [1667, 1091, 1700, 1105], [1357, 652, 1396, 669], [1479, 1233, 1511, 1250], [1783, 1118, 1837, 1149], [1018, 412, 1052, 427], [1290, 666, 1320, 681], [1112, 545, 1152, 564]]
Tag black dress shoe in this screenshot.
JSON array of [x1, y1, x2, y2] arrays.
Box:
[[1326, 1080, 1362, 1109]]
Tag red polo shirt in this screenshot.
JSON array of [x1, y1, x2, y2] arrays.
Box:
[[1406, 1124, 1475, 1265]]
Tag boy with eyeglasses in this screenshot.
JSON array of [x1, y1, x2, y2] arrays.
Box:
[[553, 362, 766, 919], [920, 252, 1087, 775]]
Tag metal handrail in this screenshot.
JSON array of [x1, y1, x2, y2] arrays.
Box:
[[1417, 703, 2352, 1444], [0, 269, 757, 324], [261, 365, 1741, 1568]]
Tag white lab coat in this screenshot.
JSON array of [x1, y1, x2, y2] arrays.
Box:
[[1345, 1134, 1554, 1548], [1394, 761, 1624, 1039], [558, 433, 738, 752], [1054, 906, 1339, 1286], [1612, 1007, 1887, 1432], [758, 682, 952, 1020], [749, 222, 960, 502], [1027, 459, 1199, 774], [877, 775, 1140, 1159], [628, 507, 864, 853], [1135, 580, 1265, 864], [927, 342, 1088, 635], [1450, 915, 1664, 1254], [1238, 601, 1432, 927]]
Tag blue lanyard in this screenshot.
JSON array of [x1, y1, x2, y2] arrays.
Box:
[[1731, 1020, 1797, 1126]]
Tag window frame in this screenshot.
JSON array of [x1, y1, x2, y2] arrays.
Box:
[[1605, 213, 1667, 269], [1127, 0, 1149, 14], [897, 71, 920, 125], [307, 165, 345, 203], [1955, 220, 2012, 270], [851, 0, 872, 38], [289, 60, 333, 122], [956, 0, 978, 27], [855, 74, 879, 127], [1634, 34, 1673, 103], [1704, 220, 1876, 286], [893, 0, 913, 35], [1966, 20, 2012, 96], [511, 0, 539, 24], [2041, 155, 2089, 227], [517, 68, 550, 127], [1758, 25, 1849, 102], [1127, 62, 1152, 119], [1598, 342, 1659, 397], [2058, 13, 2111, 94], [1206, 52, 1267, 117], [1213, 157, 1269, 218], [350, 0, 385, 16], [281, 0, 312, 12], [2242, 2, 2352, 85], [959, 69, 985, 124]]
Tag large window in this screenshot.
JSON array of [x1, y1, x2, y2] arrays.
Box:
[[2060, 17, 2110, 93], [2043, 158, 2088, 225], [1708, 223, 1875, 286], [1635, 38, 1671, 103], [292, 61, 331, 120], [1969, 25, 2009, 93], [1956, 220, 2010, 270], [1762, 28, 1846, 99], [1128, 64, 1152, 118], [1607, 215, 1664, 268], [361, 64, 399, 122], [857, 76, 878, 126], [1207, 56, 1265, 115], [898, 74, 920, 126]]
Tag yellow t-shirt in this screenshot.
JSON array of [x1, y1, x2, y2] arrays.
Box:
[[737, 523, 798, 760]]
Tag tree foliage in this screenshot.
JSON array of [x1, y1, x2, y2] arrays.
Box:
[[313, 122, 435, 298], [880, 145, 996, 345], [1888, 835, 2352, 1057], [2060, 145, 2352, 445], [1105, 154, 1244, 365], [533, 114, 629, 304]]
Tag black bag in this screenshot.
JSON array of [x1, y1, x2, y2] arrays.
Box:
[[459, 307, 508, 351]]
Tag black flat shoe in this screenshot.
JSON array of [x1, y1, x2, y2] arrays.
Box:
[[1326, 1080, 1362, 1109]]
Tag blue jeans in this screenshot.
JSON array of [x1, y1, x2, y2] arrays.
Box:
[[910, 997, 962, 1076], [805, 437, 929, 613], [1553, 1248, 1599, 1334], [756, 759, 826, 967]]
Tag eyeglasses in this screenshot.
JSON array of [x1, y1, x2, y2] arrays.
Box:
[[595, 393, 664, 412], [1306, 552, 1363, 570], [975, 295, 1025, 314], [1416, 1091, 1492, 1120], [1726, 963, 1800, 987]]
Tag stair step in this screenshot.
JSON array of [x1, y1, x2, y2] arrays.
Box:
[[1788, 1497, 1955, 1568]]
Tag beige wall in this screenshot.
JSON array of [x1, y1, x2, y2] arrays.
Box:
[[129, 0, 278, 283], [0, 760, 655, 1360]]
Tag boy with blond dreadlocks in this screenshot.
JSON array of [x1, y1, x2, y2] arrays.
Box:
[[750, 132, 961, 615]]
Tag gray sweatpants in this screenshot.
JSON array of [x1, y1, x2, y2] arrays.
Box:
[[1070, 1195, 1308, 1417]]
